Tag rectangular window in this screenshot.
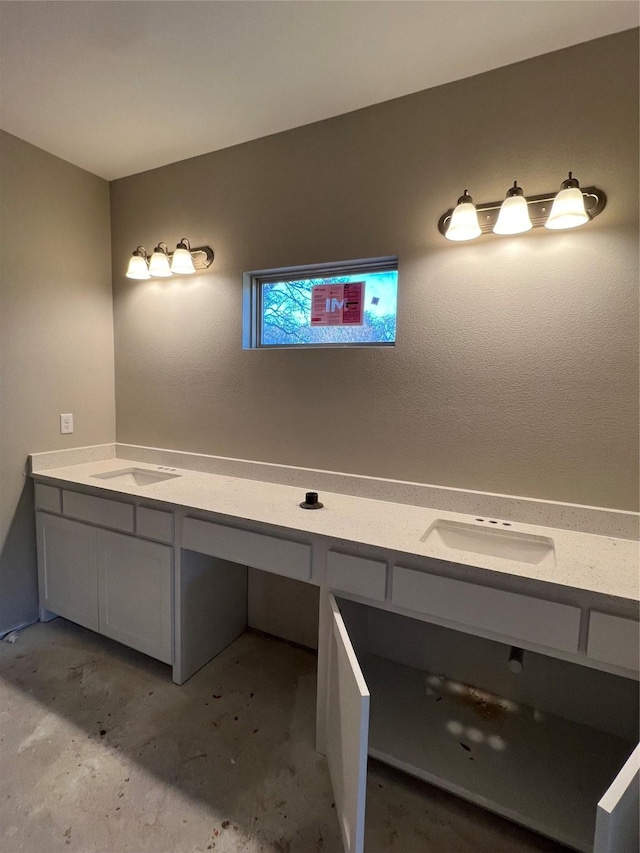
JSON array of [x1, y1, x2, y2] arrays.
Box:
[[243, 257, 398, 349]]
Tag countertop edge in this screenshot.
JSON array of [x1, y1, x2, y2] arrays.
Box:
[[29, 445, 640, 540], [31, 459, 640, 608]]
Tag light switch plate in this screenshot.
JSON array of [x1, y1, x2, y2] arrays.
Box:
[[60, 413, 73, 434]]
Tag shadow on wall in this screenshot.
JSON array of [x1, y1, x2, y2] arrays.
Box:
[[0, 478, 39, 636]]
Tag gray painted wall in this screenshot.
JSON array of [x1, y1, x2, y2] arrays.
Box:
[[110, 31, 639, 512], [0, 132, 116, 635]]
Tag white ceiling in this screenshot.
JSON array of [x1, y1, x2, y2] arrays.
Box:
[[1, 1, 637, 180]]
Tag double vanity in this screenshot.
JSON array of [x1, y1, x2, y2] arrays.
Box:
[[30, 444, 639, 853]]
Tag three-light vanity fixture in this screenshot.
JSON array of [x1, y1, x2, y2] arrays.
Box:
[[439, 173, 606, 242], [125, 238, 214, 279]]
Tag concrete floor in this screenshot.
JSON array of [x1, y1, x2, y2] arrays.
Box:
[[0, 620, 570, 853]]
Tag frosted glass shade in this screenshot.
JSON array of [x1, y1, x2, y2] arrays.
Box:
[[149, 249, 172, 277], [126, 254, 150, 280], [171, 247, 196, 275], [493, 195, 532, 235], [545, 187, 589, 230], [445, 201, 481, 241]]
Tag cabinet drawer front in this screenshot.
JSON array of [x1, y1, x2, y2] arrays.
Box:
[[327, 552, 387, 602], [587, 611, 640, 673], [183, 517, 311, 581], [391, 566, 581, 652], [35, 483, 61, 513], [63, 490, 134, 532], [137, 506, 174, 543]]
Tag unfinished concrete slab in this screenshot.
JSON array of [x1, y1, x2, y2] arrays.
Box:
[[0, 620, 569, 853]]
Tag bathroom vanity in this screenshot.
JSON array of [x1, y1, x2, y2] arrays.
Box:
[[30, 445, 640, 853]]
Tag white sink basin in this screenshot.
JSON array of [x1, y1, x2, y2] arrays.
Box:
[[421, 520, 555, 566], [91, 468, 181, 487]]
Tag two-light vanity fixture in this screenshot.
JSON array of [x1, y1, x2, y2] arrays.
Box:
[[439, 172, 606, 242], [125, 238, 214, 279]]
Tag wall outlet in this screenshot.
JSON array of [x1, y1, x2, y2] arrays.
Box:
[[60, 413, 74, 434]]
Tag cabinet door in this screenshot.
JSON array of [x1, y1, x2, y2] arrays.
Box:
[[97, 530, 172, 664], [594, 744, 639, 853], [326, 593, 370, 853], [37, 512, 99, 631]]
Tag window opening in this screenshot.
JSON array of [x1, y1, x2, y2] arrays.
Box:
[[244, 258, 398, 349]]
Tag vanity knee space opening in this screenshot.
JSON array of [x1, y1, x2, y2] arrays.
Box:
[[325, 596, 639, 853], [175, 549, 319, 684]]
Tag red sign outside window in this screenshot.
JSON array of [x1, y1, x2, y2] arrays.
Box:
[[310, 282, 364, 326]]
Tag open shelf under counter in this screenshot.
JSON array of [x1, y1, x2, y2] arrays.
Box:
[[362, 653, 636, 853]]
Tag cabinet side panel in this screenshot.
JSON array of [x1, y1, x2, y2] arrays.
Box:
[[177, 550, 247, 683], [247, 568, 319, 649]]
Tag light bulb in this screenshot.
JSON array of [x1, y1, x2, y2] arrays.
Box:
[[125, 248, 150, 280], [171, 239, 196, 275], [545, 173, 589, 230], [148, 243, 172, 277], [493, 182, 532, 235], [445, 190, 481, 241]]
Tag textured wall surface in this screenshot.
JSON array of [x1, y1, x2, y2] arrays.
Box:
[[110, 30, 639, 511], [0, 132, 116, 634]]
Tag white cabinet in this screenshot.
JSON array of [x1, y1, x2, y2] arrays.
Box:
[[136, 506, 174, 544], [37, 513, 99, 632], [36, 511, 173, 664], [323, 593, 639, 853], [98, 530, 172, 664], [594, 745, 640, 853], [587, 612, 640, 675], [327, 552, 387, 602], [62, 489, 135, 531], [34, 483, 62, 514], [33, 478, 639, 852], [325, 594, 369, 853], [182, 517, 312, 582], [391, 564, 581, 653]]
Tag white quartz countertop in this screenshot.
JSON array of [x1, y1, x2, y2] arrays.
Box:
[[32, 457, 639, 605]]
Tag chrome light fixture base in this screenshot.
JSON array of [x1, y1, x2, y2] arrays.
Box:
[[438, 186, 606, 238], [188, 245, 214, 270]]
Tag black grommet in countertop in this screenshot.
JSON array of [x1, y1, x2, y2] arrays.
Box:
[[300, 491, 323, 509]]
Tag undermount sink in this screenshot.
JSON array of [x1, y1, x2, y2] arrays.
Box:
[[91, 468, 181, 487], [421, 519, 555, 566]]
